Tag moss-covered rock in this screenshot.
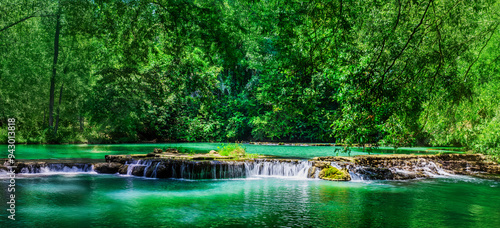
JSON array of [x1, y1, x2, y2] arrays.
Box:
[[319, 166, 351, 181], [118, 164, 129, 174]]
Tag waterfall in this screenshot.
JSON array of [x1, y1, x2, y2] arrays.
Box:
[[244, 160, 312, 178], [15, 163, 94, 174], [341, 160, 454, 181], [122, 159, 313, 179], [124, 160, 153, 176], [388, 160, 452, 178], [328, 162, 367, 181], [123, 159, 246, 179], [2, 157, 460, 180], [151, 162, 161, 178]]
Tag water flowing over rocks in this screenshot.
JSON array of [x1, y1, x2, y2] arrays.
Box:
[[2, 154, 499, 181], [104, 158, 313, 179], [1, 161, 94, 174], [121, 159, 246, 179], [312, 154, 500, 180]]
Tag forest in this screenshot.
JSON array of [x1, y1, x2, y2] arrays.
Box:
[[1, 0, 499, 159]]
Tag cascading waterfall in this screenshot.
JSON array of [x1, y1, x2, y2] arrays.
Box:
[[16, 163, 94, 174], [2, 150, 494, 183], [124, 160, 153, 176], [244, 160, 312, 178], [122, 159, 313, 179], [124, 159, 246, 179], [388, 160, 452, 177], [340, 160, 454, 181], [151, 162, 161, 178], [330, 161, 365, 181], [2, 157, 458, 180]]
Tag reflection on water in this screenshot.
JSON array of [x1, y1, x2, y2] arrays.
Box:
[[0, 175, 498, 227]]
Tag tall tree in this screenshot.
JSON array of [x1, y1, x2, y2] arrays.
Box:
[[48, 4, 61, 129]]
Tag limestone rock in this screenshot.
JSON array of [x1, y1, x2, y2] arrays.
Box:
[[118, 164, 129, 174], [93, 162, 123, 174], [164, 148, 179, 154]]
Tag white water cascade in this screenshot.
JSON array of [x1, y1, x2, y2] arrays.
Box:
[[125, 160, 154, 176], [17, 163, 95, 174], [388, 161, 452, 178], [122, 159, 313, 179], [341, 160, 454, 181], [244, 160, 313, 179], [124, 159, 246, 179]]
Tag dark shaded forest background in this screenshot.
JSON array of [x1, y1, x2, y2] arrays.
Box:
[[1, 0, 499, 158]]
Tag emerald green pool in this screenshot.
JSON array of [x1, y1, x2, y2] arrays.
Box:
[[3, 144, 494, 227], [1, 174, 499, 227], [7, 143, 462, 160]]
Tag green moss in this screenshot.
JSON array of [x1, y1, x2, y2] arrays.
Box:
[[319, 166, 351, 181]]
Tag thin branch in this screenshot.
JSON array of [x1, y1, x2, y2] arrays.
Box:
[[370, 0, 401, 69], [0, 15, 35, 32], [381, 0, 432, 77], [0, 13, 56, 33], [463, 23, 500, 82]]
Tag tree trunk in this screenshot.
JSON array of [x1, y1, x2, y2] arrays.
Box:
[[43, 108, 46, 127], [54, 82, 64, 136], [48, 13, 61, 128], [79, 114, 84, 131]]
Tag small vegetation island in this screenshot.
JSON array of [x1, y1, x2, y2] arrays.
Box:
[[1, 0, 500, 227]]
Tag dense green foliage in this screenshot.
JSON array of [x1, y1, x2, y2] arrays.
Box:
[[216, 143, 259, 158], [1, 0, 500, 158]]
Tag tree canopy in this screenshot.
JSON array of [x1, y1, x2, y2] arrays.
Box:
[[1, 0, 500, 159]]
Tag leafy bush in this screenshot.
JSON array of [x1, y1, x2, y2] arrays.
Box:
[[473, 111, 500, 162], [218, 143, 246, 157], [0, 128, 7, 143], [217, 143, 259, 158]]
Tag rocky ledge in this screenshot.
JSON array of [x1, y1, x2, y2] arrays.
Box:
[[104, 148, 271, 162], [311, 154, 500, 181], [2, 153, 499, 181]]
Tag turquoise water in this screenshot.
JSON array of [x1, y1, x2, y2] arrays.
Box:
[[3, 144, 490, 227], [6, 143, 462, 160], [1, 174, 499, 227]]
